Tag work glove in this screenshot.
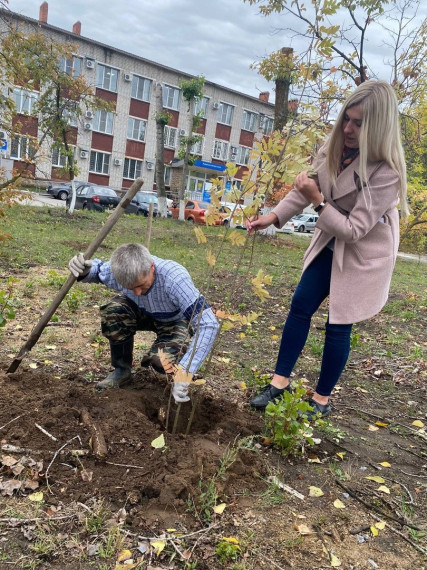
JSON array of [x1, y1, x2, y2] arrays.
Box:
[[172, 381, 190, 403], [69, 253, 93, 278]]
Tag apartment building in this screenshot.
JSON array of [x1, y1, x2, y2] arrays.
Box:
[[1, 3, 276, 197]]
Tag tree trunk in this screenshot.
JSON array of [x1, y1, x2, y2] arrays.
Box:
[[178, 98, 195, 222], [155, 83, 168, 218], [274, 47, 293, 132]]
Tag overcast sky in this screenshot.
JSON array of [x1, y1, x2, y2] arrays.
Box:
[[6, 0, 427, 102]]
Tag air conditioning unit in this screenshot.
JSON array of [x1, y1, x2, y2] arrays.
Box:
[[80, 150, 88, 159], [179, 129, 187, 136], [123, 73, 132, 82], [83, 122, 92, 131], [230, 146, 238, 154], [86, 59, 95, 69], [146, 161, 154, 170], [114, 158, 122, 166], [212, 102, 220, 110], [231, 154, 237, 161], [85, 110, 94, 119], [0, 130, 6, 140]]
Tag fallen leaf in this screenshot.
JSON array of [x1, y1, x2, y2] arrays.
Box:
[[333, 499, 346, 509], [239, 382, 247, 390], [356, 387, 368, 393], [309, 486, 324, 497], [336, 452, 345, 460], [377, 485, 390, 494], [379, 462, 391, 468], [45, 345, 56, 350], [29, 363, 38, 369], [294, 523, 313, 535], [117, 549, 132, 562], [1, 455, 19, 467], [222, 537, 239, 544], [375, 521, 386, 530], [371, 525, 379, 536], [81, 470, 93, 482], [151, 540, 166, 555], [151, 434, 165, 449], [28, 491, 44, 502], [330, 553, 341, 567], [375, 421, 388, 427], [368, 425, 379, 431], [412, 420, 425, 428], [213, 503, 226, 514], [365, 476, 385, 484], [308, 456, 321, 463]]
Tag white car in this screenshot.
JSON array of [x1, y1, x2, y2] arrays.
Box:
[[291, 213, 319, 233], [276, 219, 295, 234], [220, 202, 246, 228]]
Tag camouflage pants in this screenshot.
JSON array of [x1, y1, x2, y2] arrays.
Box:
[[100, 295, 192, 369]]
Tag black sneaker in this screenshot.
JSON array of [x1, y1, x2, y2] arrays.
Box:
[[250, 383, 292, 410], [299, 398, 331, 421]]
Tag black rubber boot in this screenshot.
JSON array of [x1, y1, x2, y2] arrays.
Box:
[[96, 338, 133, 391]]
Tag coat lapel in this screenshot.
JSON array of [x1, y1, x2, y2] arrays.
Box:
[[318, 156, 382, 202]]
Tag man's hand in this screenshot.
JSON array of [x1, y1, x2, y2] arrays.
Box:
[[172, 381, 190, 403], [69, 253, 93, 278]]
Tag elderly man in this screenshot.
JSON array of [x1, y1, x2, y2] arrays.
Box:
[[69, 243, 219, 402]]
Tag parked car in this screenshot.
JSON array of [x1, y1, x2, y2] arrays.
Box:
[[47, 180, 85, 201], [126, 191, 159, 217], [169, 200, 223, 225], [276, 219, 295, 234], [220, 202, 246, 229], [67, 184, 120, 212], [291, 213, 319, 233]]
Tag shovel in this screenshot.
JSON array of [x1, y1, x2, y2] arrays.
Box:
[[7, 178, 144, 374]]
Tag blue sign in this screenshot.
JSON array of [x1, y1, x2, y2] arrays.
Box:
[[202, 188, 211, 202], [195, 160, 226, 172], [225, 180, 232, 191], [0, 140, 7, 151]]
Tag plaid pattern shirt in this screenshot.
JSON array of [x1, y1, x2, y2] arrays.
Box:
[[83, 256, 219, 373]]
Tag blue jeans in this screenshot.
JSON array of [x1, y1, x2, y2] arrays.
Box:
[[275, 247, 352, 397]]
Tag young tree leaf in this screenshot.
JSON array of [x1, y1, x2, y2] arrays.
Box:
[[151, 434, 165, 449], [309, 486, 324, 497]]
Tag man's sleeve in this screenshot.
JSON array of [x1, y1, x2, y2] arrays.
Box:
[[81, 259, 123, 292]]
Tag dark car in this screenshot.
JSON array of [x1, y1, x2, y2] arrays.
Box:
[[126, 191, 159, 217], [68, 184, 120, 212], [47, 180, 85, 201]]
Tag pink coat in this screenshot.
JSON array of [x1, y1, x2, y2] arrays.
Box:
[[272, 154, 401, 324]]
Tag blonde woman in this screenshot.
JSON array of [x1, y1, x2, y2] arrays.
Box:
[[247, 80, 408, 419]]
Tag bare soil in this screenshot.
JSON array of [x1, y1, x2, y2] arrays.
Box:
[[0, 265, 426, 569]]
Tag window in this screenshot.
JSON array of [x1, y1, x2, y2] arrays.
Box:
[[262, 116, 274, 135], [164, 165, 171, 186], [63, 102, 78, 127], [236, 146, 250, 166], [242, 110, 257, 132], [164, 126, 178, 149], [127, 117, 147, 141], [191, 135, 204, 155], [93, 110, 114, 135], [96, 64, 118, 92], [10, 135, 37, 160], [131, 75, 152, 102], [218, 102, 234, 125], [13, 88, 38, 115], [123, 158, 143, 180], [52, 146, 74, 167], [89, 150, 110, 174], [194, 96, 209, 118], [163, 85, 180, 110], [59, 56, 82, 78], [212, 139, 229, 161]]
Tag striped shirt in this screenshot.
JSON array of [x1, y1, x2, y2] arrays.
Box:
[[83, 256, 219, 373]]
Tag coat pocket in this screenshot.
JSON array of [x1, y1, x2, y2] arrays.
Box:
[[353, 222, 393, 261]]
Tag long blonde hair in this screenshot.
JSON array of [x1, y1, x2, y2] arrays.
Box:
[[326, 80, 408, 217]]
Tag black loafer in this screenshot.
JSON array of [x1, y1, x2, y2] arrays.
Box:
[[299, 398, 331, 421], [250, 383, 292, 410]]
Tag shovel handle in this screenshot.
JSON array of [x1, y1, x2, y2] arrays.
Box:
[[6, 178, 144, 373]]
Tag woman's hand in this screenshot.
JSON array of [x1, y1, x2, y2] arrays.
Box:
[[295, 170, 322, 204], [246, 212, 278, 235]]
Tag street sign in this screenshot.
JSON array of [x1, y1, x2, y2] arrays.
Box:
[[0, 140, 7, 151]]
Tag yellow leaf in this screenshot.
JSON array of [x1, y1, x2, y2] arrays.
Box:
[[228, 230, 246, 247], [333, 499, 346, 509], [379, 462, 391, 468], [239, 382, 247, 389], [174, 367, 193, 384], [330, 553, 341, 567], [192, 378, 206, 386], [166, 528, 177, 532], [29, 363, 38, 369], [308, 456, 321, 463], [368, 425, 379, 431], [365, 476, 385, 484], [336, 452, 345, 460], [206, 250, 216, 267], [294, 523, 313, 535], [377, 485, 390, 494], [375, 521, 386, 530], [151, 434, 165, 449], [370, 525, 379, 536], [117, 549, 132, 562], [240, 332, 245, 338], [151, 539, 166, 555], [375, 421, 388, 427], [412, 420, 425, 428], [222, 536, 239, 544], [271, 334, 279, 341], [213, 503, 226, 514], [45, 345, 56, 350], [28, 492, 44, 502], [193, 226, 207, 244], [309, 486, 324, 497], [43, 359, 53, 365], [356, 387, 368, 393], [157, 348, 176, 374]]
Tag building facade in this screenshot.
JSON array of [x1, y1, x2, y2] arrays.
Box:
[[1, 3, 276, 198]]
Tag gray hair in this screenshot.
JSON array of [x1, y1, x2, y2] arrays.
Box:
[[325, 80, 408, 217], [110, 243, 153, 289]]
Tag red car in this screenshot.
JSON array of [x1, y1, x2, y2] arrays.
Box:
[[169, 200, 223, 225]]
